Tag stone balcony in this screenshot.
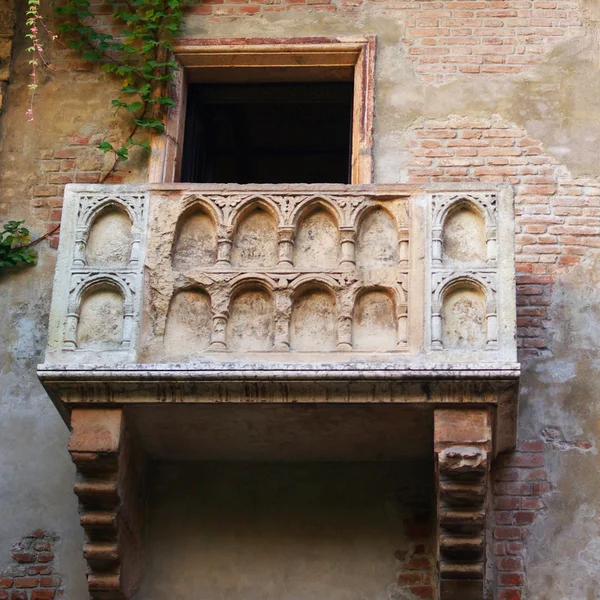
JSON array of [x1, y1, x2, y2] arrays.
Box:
[[38, 182, 519, 600]]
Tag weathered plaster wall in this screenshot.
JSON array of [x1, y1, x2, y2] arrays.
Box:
[[138, 461, 435, 600], [1, 0, 600, 599]]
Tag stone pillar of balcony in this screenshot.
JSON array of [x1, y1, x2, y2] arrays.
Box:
[[434, 408, 492, 600], [69, 408, 146, 600]]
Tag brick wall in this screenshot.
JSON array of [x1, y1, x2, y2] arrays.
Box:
[[395, 513, 436, 600], [490, 440, 549, 600], [0, 531, 63, 600], [184, 0, 583, 79], [33, 135, 122, 248], [405, 114, 600, 355], [400, 0, 583, 84]]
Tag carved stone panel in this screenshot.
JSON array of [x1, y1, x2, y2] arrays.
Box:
[[142, 186, 412, 361], [45, 187, 148, 364], [44, 183, 516, 366]]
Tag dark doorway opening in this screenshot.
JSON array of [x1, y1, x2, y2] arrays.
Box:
[[180, 82, 354, 184]]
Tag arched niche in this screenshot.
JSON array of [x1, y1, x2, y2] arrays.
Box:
[[86, 207, 132, 266], [290, 285, 338, 351], [172, 207, 218, 270], [294, 204, 340, 269], [164, 289, 212, 357], [77, 285, 124, 348], [226, 286, 274, 352], [356, 207, 398, 270], [442, 282, 487, 349], [352, 289, 397, 351], [442, 202, 486, 264], [231, 206, 278, 269]]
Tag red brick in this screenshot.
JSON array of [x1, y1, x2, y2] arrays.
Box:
[[37, 553, 54, 563], [500, 572, 524, 586], [507, 542, 524, 555], [495, 527, 521, 540], [501, 453, 545, 468], [32, 185, 57, 198], [504, 482, 532, 496], [397, 573, 423, 585], [498, 557, 524, 571], [409, 585, 436, 599], [513, 511, 536, 525], [53, 148, 79, 159], [498, 589, 522, 600], [27, 567, 51, 576], [11, 552, 36, 563], [494, 496, 520, 510], [406, 556, 432, 570], [31, 592, 56, 600], [15, 578, 39, 588], [0, 580, 12, 589]]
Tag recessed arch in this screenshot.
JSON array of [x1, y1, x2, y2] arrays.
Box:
[[442, 200, 487, 264], [164, 287, 213, 357], [231, 202, 278, 268], [441, 278, 487, 350], [226, 282, 275, 351], [293, 201, 341, 270], [86, 206, 133, 266], [355, 206, 398, 269], [352, 287, 397, 351], [76, 283, 125, 348], [290, 282, 338, 351], [172, 205, 218, 270]]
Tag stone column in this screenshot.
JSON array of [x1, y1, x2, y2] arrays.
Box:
[[397, 306, 408, 350], [431, 302, 443, 350], [432, 225, 443, 266], [340, 229, 356, 268], [434, 408, 492, 600], [209, 312, 228, 350], [274, 291, 292, 351], [398, 226, 409, 268], [336, 315, 353, 350], [216, 226, 233, 268], [486, 226, 497, 263], [69, 409, 146, 600], [73, 227, 89, 267], [277, 229, 295, 267]]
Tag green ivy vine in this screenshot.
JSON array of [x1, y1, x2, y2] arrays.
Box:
[[0, 221, 38, 269], [55, 0, 185, 177], [9, 0, 185, 274]]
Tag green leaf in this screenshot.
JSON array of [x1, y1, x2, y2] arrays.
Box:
[[115, 147, 129, 160], [127, 137, 150, 150], [98, 141, 114, 152]]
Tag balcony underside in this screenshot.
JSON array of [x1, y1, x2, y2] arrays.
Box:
[[39, 361, 518, 456]]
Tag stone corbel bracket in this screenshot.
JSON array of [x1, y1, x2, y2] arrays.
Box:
[[435, 408, 492, 600], [69, 409, 146, 600]]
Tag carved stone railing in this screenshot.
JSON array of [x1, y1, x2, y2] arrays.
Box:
[[42, 183, 516, 366], [38, 183, 519, 600]]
